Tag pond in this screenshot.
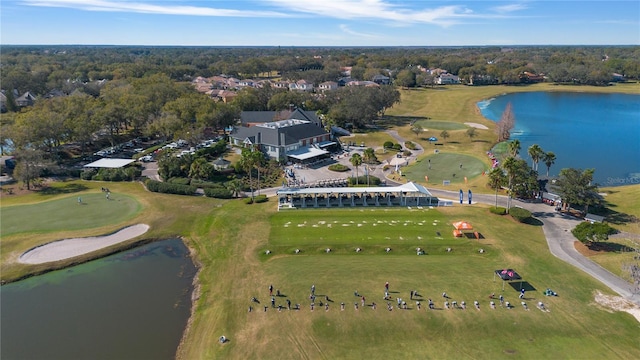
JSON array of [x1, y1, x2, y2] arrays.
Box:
[[478, 91, 640, 186], [0, 238, 196, 360]]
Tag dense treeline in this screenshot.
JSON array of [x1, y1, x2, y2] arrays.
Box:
[[1, 46, 638, 97]]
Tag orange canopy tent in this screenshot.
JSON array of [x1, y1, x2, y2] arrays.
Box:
[[453, 221, 473, 231]]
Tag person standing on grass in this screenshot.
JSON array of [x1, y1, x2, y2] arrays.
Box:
[[78, 197, 82, 205]]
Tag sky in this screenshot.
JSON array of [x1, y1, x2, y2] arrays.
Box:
[[1, 0, 639, 46]]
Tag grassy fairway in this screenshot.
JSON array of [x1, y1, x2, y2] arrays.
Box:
[[403, 152, 487, 185], [1, 192, 141, 236], [178, 204, 640, 359]]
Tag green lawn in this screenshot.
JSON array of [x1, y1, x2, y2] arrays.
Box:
[[1, 192, 141, 236], [403, 152, 488, 185], [414, 119, 468, 130]]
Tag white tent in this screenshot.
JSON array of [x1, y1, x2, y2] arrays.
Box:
[[84, 158, 135, 168]]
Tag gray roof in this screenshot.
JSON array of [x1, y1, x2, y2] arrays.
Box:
[[232, 120, 327, 147], [277, 182, 434, 196], [240, 109, 321, 126]]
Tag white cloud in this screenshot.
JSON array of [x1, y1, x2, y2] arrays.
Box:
[[339, 24, 378, 38], [22, 0, 289, 17], [492, 3, 529, 14]]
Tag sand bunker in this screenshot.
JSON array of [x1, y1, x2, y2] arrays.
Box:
[[464, 122, 489, 130], [19, 224, 150, 264], [594, 291, 640, 323]]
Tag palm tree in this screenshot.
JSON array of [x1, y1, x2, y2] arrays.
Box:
[[226, 178, 244, 198], [239, 146, 263, 201], [350, 153, 363, 185], [527, 144, 544, 171], [508, 139, 521, 158], [487, 167, 507, 208], [543, 151, 556, 177], [501, 156, 519, 211], [362, 147, 377, 164]]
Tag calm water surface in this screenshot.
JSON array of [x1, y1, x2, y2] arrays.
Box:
[[0, 238, 196, 360], [478, 92, 640, 186]]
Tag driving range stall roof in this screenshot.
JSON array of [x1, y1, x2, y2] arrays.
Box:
[[286, 146, 329, 160], [277, 181, 433, 196], [84, 158, 135, 168]]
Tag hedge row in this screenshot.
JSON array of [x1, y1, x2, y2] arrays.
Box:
[[328, 163, 350, 172], [204, 187, 234, 199], [489, 206, 507, 215], [145, 179, 196, 195], [509, 207, 532, 222], [348, 175, 381, 186], [245, 194, 269, 204]]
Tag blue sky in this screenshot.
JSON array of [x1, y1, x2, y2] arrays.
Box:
[[2, 1, 639, 46]]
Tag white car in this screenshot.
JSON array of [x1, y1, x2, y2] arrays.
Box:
[[140, 155, 154, 162]]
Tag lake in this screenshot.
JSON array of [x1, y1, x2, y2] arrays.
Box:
[[0, 238, 196, 360], [478, 91, 640, 186]]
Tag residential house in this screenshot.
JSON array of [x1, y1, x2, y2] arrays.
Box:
[[238, 79, 257, 88], [337, 77, 355, 86], [44, 89, 67, 99], [273, 81, 291, 90], [436, 73, 460, 85], [15, 91, 36, 107], [210, 90, 238, 103], [520, 72, 545, 83], [289, 80, 314, 92], [346, 81, 379, 88], [318, 81, 338, 92], [371, 74, 391, 85], [340, 67, 352, 77], [611, 73, 625, 82]]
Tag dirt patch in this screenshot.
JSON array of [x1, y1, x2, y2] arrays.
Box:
[[574, 241, 600, 257], [593, 291, 640, 323]]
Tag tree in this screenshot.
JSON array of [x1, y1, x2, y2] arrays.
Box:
[[501, 157, 519, 211], [226, 178, 244, 198], [362, 147, 378, 164], [543, 151, 556, 176], [239, 146, 265, 200], [527, 144, 544, 171], [556, 168, 602, 214], [572, 221, 616, 246], [487, 167, 507, 207], [350, 153, 363, 184], [395, 69, 416, 88], [12, 148, 51, 190], [466, 127, 477, 140], [508, 139, 521, 157], [410, 123, 423, 138], [495, 102, 515, 142], [188, 157, 214, 180], [440, 130, 450, 142]]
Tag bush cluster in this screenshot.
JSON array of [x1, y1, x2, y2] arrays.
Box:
[[383, 141, 403, 151], [572, 221, 616, 244], [145, 179, 196, 195], [489, 206, 507, 215], [204, 187, 234, 199], [328, 163, 350, 172], [404, 141, 417, 150], [244, 194, 269, 204], [348, 175, 381, 186], [509, 207, 532, 222]]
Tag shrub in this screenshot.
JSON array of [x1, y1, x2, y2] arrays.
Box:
[[509, 207, 532, 222], [392, 143, 403, 151], [572, 221, 617, 244], [404, 141, 416, 150], [244, 197, 254, 204], [328, 163, 350, 172], [383, 141, 394, 149], [81, 169, 96, 180], [402, 150, 412, 157], [145, 179, 196, 195], [191, 179, 227, 189], [348, 175, 381, 186], [254, 194, 269, 203], [204, 187, 233, 199], [489, 206, 507, 215]]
